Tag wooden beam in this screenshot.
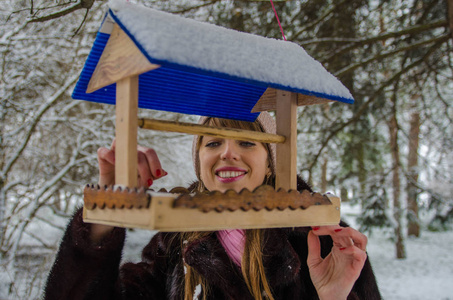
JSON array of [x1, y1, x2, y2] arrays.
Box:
[[275, 90, 298, 191], [115, 76, 139, 187], [86, 24, 160, 93], [251, 88, 333, 112], [138, 118, 285, 144]]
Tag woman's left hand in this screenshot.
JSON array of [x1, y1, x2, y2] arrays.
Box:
[[307, 225, 368, 300]]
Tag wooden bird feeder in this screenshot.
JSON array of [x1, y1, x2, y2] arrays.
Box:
[[72, 0, 354, 231]]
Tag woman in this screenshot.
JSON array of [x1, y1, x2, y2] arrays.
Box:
[[44, 112, 381, 300]]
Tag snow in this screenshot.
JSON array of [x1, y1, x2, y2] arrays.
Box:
[[340, 203, 453, 300], [193, 284, 201, 299], [367, 232, 453, 300], [107, 0, 353, 101]]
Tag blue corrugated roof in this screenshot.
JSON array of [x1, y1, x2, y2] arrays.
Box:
[[72, 1, 353, 122], [72, 31, 264, 121]]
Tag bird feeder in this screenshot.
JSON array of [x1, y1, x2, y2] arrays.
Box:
[[73, 0, 353, 231]]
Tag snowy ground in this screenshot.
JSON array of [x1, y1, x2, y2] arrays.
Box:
[[367, 230, 453, 300], [2, 203, 453, 299], [341, 204, 453, 300]]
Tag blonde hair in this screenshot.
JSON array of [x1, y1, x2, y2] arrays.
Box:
[[181, 231, 212, 300], [241, 230, 274, 300], [183, 117, 275, 300]]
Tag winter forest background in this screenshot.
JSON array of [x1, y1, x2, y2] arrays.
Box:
[[1, 0, 452, 299]]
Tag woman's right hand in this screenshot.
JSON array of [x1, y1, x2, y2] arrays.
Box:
[[90, 139, 168, 243], [97, 139, 168, 188], [307, 225, 368, 300]]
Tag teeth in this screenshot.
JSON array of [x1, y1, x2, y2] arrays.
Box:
[[218, 171, 244, 178]]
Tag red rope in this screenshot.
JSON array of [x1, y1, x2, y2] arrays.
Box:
[[269, 0, 286, 41]]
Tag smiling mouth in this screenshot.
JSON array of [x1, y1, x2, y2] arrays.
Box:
[[216, 171, 246, 178]]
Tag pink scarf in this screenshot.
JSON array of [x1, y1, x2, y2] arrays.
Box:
[[216, 229, 245, 267]]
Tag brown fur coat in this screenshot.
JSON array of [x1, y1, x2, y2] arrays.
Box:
[[44, 179, 381, 299]]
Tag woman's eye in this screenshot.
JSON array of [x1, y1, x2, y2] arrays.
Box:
[[240, 141, 256, 147], [205, 141, 220, 148]]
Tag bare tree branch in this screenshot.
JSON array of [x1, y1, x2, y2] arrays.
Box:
[[170, 0, 221, 14], [28, 0, 94, 23], [28, 3, 82, 23], [301, 19, 447, 47], [335, 34, 450, 77], [320, 19, 448, 64], [72, 7, 90, 36]]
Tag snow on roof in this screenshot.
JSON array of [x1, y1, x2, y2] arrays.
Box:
[[72, 0, 353, 121]]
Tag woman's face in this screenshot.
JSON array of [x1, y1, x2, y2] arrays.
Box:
[[199, 136, 270, 193]]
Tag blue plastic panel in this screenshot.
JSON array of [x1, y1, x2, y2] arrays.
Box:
[[72, 32, 263, 122]]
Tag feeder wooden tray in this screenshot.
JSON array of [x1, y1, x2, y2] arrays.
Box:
[[83, 185, 340, 231]]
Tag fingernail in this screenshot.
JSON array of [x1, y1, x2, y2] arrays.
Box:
[[163, 170, 168, 176], [334, 229, 343, 232], [147, 178, 153, 187], [156, 169, 162, 177], [339, 247, 346, 251], [312, 226, 320, 231]]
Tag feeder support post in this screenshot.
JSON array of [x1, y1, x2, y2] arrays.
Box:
[[275, 90, 298, 191], [115, 75, 139, 187]]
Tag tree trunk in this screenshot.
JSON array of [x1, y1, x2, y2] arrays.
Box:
[[356, 139, 367, 205], [0, 179, 5, 257], [407, 95, 421, 237], [230, 1, 245, 31], [340, 186, 349, 202], [448, 0, 453, 41], [388, 99, 407, 259], [0, 102, 5, 258], [321, 155, 328, 193]]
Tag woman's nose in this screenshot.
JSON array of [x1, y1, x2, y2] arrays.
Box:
[[220, 140, 239, 160]]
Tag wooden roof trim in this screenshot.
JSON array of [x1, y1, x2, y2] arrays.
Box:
[[87, 24, 160, 93], [252, 88, 334, 112]]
